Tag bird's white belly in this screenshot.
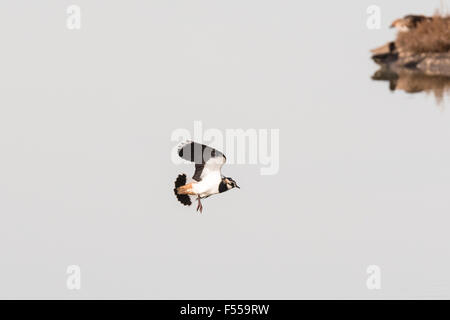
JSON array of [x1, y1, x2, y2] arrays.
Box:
[[192, 173, 221, 197]]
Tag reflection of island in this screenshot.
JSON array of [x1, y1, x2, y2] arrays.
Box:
[[371, 13, 450, 104], [372, 67, 450, 103]]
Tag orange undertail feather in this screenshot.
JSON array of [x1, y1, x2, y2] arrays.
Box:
[[176, 183, 195, 195]]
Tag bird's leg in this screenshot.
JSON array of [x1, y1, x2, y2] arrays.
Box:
[[196, 196, 203, 213]]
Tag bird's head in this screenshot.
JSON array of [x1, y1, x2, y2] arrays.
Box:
[[222, 177, 240, 190]]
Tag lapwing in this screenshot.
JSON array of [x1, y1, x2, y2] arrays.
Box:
[[173, 141, 239, 213]]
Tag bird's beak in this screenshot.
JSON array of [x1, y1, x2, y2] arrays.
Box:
[[236, 185, 240, 189]]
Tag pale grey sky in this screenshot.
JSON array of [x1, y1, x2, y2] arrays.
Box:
[[0, 0, 449, 299]]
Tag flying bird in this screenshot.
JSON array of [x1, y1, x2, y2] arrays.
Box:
[[173, 141, 239, 213]]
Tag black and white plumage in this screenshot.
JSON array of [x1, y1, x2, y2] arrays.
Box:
[[173, 141, 239, 213]]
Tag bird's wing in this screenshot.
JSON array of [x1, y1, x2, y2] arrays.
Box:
[[178, 141, 226, 182]]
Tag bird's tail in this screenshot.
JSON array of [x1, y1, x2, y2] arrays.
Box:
[[174, 174, 192, 206]]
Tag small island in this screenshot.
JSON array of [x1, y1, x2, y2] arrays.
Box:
[[371, 14, 450, 101]]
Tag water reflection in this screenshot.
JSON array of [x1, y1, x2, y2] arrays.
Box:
[[372, 67, 450, 105]]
